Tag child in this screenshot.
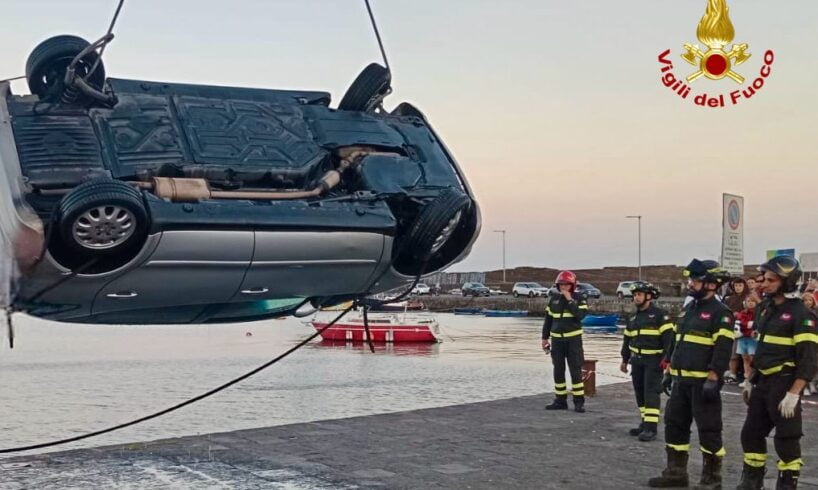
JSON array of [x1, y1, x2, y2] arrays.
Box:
[[734, 295, 759, 388]]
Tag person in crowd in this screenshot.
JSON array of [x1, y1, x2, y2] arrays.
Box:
[[724, 278, 751, 384], [734, 295, 759, 389], [803, 292, 818, 315]]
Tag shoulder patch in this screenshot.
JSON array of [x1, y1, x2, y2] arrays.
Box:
[[721, 315, 731, 323], [804, 318, 817, 329], [663, 315, 671, 321]]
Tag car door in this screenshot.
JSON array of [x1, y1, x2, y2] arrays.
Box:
[[233, 231, 384, 301], [92, 230, 253, 322]]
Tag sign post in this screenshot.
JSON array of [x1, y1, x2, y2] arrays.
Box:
[[721, 194, 744, 276]]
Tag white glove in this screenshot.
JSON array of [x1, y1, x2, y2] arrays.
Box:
[[742, 383, 752, 405], [778, 392, 800, 419]]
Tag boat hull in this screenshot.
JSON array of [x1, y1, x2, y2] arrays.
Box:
[[312, 321, 439, 343]]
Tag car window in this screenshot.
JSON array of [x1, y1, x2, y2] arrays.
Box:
[[474, 283, 485, 288]]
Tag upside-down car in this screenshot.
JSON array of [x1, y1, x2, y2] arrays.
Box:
[[0, 34, 479, 324]]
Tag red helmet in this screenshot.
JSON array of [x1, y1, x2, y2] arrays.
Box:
[[555, 270, 577, 291]]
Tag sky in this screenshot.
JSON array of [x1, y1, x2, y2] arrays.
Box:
[[1, 1, 817, 272]]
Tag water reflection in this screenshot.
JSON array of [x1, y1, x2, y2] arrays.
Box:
[[315, 339, 439, 357]]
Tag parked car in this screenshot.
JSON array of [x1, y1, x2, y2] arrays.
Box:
[[0, 34, 480, 324], [489, 288, 507, 296], [616, 281, 638, 299], [462, 282, 491, 297], [411, 284, 431, 295], [512, 282, 549, 298]]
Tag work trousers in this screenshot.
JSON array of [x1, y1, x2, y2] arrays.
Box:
[[741, 372, 804, 472], [631, 356, 663, 431], [664, 378, 724, 456], [552, 337, 584, 401]]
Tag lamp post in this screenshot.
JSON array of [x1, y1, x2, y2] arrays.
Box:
[[493, 230, 506, 283], [625, 215, 642, 281]]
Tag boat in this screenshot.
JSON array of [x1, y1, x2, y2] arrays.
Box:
[[453, 307, 484, 315], [311, 314, 440, 343], [581, 314, 620, 327], [483, 310, 528, 317], [582, 325, 619, 334], [369, 300, 426, 312]]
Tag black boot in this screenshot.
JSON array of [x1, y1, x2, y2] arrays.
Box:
[[777, 470, 799, 490], [639, 428, 658, 442], [629, 422, 645, 436], [648, 448, 689, 488], [735, 463, 765, 490], [692, 453, 722, 489], [573, 396, 585, 413], [545, 396, 568, 410]]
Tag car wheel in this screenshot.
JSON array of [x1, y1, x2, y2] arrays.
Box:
[[55, 179, 148, 261], [395, 189, 472, 276], [617, 292, 624, 300], [513, 291, 519, 298], [338, 63, 391, 112], [528, 291, 535, 298], [26, 35, 106, 100]]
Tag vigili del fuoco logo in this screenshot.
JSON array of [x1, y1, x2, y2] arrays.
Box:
[[658, 0, 774, 108]]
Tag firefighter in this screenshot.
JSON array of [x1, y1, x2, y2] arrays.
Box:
[[542, 270, 589, 413], [620, 281, 674, 442], [648, 259, 734, 489], [736, 256, 818, 490]]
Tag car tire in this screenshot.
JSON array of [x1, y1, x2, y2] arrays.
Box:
[[513, 291, 519, 298], [617, 292, 624, 300], [528, 291, 535, 298], [338, 63, 391, 112], [26, 35, 106, 100], [55, 179, 148, 261], [395, 188, 472, 276]]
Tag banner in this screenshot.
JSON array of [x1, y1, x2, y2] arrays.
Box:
[[721, 194, 744, 275]]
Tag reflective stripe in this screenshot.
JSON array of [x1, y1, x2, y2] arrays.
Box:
[[555, 389, 568, 395], [764, 335, 795, 347], [670, 368, 709, 378], [667, 443, 690, 452], [759, 362, 796, 376], [555, 383, 567, 388], [681, 334, 715, 346], [572, 382, 584, 389], [638, 330, 662, 336], [630, 346, 663, 355], [713, 328, 733, 341], [548, 311, 575, 319], [624, 330, 637, 337], [552, 329, 583, 338], [777, 459, 803, 471], [643, 416, 659, 423], [578, 305, 589, 310], [794, 333, 818, 344], [572, 390, 585, 396], [701, 446, 726, 457], [639, 406, 646, 413], [644, 408, 660, 416], [659, 323, 674, 333], [744, 453, 767, 465]]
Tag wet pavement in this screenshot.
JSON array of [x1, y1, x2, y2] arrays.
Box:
[[4, 383, 818, 489]]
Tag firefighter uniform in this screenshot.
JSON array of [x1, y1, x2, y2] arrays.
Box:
[[739, 298, 818, 487], [621, 304, 674, 437], [543, 292, 588, 409]]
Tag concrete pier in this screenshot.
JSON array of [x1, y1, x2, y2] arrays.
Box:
[[2, 383, 817, 489]]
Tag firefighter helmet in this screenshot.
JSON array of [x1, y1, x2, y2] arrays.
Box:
[[629, 281, 661, 300], [758, 256, 802, 294], [683, 259, 729, 285], [555, 270, 577, 291]]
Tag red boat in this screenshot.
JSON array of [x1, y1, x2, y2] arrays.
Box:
[[312, 314, 440, 343]]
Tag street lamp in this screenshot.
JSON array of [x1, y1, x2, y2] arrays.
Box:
[[625, 216, 642, 281], [493, 230, 506, 283]]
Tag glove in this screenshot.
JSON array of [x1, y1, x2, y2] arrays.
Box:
[[778, 392, 800, 419], [742, 382, 753, 405], [661, 373, 673, 396], [701, 378, 720, 402], [659, 359, 669, 371], [541, 339, 551, 354]]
